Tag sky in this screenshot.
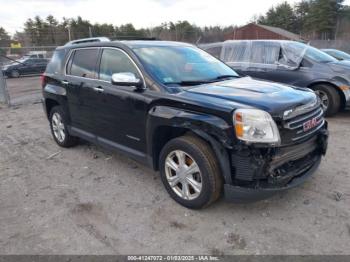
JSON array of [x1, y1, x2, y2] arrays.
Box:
[[0, 0, 349, 35]]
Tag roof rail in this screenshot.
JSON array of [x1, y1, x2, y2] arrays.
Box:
[[113, 36, 158, 41], [64, 37, 111, 46]]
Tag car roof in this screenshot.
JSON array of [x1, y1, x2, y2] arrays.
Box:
[[224, 39, 300, 44], [56, 40, 193, 51]]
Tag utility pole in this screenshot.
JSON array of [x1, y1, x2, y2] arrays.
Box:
[[67, 26, 71, 41], [89, 26, 93, 38]]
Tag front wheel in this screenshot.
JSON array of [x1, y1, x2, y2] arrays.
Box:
[[159, 135, 222, 209], [313, 84, 341, 116]]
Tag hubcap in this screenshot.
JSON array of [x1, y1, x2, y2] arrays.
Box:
[[52, 112, 65, 142], [165, 150, 202, 200], [315, 90, 329, 111]]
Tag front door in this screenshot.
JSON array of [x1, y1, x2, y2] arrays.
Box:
[[93, 48, 150, 153]]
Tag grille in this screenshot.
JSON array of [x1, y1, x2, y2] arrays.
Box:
[[282, 104, 324, 142]]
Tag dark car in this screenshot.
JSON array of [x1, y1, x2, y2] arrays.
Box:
[[201, 40, 350, 116], [2, 57, 49, 78], [322, 48, 350, 61], [42, 40, 328, 209]]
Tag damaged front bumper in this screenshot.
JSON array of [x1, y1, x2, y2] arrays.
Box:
[[224, 125, 329, 203]]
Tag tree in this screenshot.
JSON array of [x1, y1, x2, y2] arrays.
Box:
[[0, 27, 10, 46], [258, 2, 298, 33]]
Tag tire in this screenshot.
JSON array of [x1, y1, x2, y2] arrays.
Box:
[[49, 106, 78, 148], [313, 84, 341, 117], [11, 70, 20, 78], [159, 135, 222, 209]]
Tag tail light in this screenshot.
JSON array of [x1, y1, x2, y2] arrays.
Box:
[[40, 74, 47, 89]]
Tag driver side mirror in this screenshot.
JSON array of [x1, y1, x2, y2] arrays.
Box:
[[111, 72, 144, 89]]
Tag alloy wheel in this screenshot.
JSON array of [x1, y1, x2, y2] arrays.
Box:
[[164, 150, 202, 200], [51, 112, 66, 143], [315, 90, 329, 112]]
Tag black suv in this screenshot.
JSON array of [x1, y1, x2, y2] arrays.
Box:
[[42, 40, 328, 209]]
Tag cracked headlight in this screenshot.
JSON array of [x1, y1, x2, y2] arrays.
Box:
[[234, 109, 280, 145]]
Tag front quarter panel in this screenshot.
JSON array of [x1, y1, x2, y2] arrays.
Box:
[[147, 105, 234, 150]]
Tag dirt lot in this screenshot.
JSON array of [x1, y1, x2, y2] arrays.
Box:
[[0, 77, 350, 255], [6, 76, 41, 105]]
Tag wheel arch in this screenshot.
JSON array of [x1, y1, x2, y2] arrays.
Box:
[[45, 98, 60, 119], [147, 105, 233, 184], [308, 81, 346, 110]]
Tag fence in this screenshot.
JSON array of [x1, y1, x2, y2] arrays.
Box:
[[0, 46, 57, 63]]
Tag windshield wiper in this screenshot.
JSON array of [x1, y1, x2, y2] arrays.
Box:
[[164, 80, 211, 86], [164, 75, 238, 86], [210, 75, 239, 81]]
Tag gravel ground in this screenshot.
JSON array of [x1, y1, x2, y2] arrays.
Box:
[[0, 77, 349, 255]]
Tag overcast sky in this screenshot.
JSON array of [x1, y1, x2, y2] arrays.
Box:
[[1, 0, 349, 35]]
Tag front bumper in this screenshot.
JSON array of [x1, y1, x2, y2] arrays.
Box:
[[224, 128, 328, 203]]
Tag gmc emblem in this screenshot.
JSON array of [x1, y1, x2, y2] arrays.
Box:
[[303, 117, 318, 132]]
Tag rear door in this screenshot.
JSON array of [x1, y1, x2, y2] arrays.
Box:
[[35, 58, 49, 73], [243, 41, 281, 80], [64, 48, 101, 133]]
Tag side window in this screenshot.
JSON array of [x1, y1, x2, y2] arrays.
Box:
[[46, 50, 65, 75], [250, 42, 280, 65], [205, 46, 222, 59], [99, 49, 140, 82], [69, 48, 99, 78], [222, 42, 250, 63]]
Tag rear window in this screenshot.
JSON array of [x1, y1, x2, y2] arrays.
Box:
[[67, 48, 99, 78], [46, 50, 65, 75]]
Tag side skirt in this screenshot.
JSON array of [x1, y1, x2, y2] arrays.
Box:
[[68, 126, 150, 167]]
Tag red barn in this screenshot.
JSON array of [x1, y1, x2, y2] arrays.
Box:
[[225, 23, 304, 41]]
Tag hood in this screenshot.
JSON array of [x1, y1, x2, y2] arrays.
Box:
[[185, 77, 317, 116]]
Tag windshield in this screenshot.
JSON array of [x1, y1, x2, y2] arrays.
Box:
[[133, 46, 238, 86], [327, 49, 350, 60], [283, 42, 337, 64], [7, 58, 27, 65]]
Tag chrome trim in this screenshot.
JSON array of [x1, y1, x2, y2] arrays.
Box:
[[291, 119, 325, 141], [284, 108, 323, 130], [283, 97, 319, 120], [64, 46, 146, 89]]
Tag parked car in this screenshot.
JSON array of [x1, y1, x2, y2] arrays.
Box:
[[322, 48, 350, 61], [42, 40, 328, 209], [1, 57, 49, 78], [201, 40, 350, 116]]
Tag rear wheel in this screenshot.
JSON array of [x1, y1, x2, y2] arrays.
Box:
[[49, 106, 78, 147], [159, 135, 222, 209], [313, 84, 341, 116]]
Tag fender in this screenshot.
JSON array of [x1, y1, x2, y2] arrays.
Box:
[[44, 83, 67, 96], [146, 105, 234, 184], [43, 84, 69, 120], [307, 77, 350, 106]]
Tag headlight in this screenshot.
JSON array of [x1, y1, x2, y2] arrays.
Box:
[[234, 109, 280, 144]]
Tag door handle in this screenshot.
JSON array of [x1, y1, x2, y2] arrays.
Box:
[[93, 86, 104, 93], [62, 80, 69, 85]]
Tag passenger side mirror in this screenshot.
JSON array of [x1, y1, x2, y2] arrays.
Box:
[[111, 72, 143, 89]]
